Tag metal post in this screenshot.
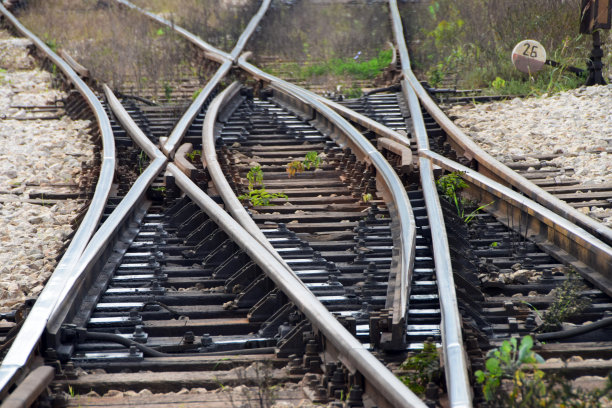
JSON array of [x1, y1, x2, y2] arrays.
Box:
[[586, 30, 607, 85]]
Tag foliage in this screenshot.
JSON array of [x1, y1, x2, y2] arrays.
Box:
[[246, 165, 264, 191], [403, 0, 610, 92], [436, 171, 468, 214], [539, 270, 591, 332], [266, 49, 393, 82], [362, 193, 373, 203], [475, 335, 611, 407], [286, 151, 323, 178], [475, 336, 545, 405], [399, 340, 440, 396], [239, 166, 287, 207], [286, 160, 304, 178], [238, 189, 288, 207], [436, 171, 492, 223], [303, 151, 322, 170], [186, 149, 201, 161]]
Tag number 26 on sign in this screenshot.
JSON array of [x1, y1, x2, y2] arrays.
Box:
[[511, 40, 547, 74]]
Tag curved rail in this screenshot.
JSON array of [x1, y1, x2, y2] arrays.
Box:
[[169, 163, 426, 408], [389, 7, 612, 246], [238, 55, 416, 349], [0, 4, 116, 397], [387, 1, 472, 407], [123, 0, 418, 353], [200, 82, 302, 278], [99, 86, 427, 408]]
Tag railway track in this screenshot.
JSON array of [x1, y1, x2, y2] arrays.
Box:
[[0, 0, 611, 407]]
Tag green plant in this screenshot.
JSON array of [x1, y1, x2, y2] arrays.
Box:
[[491, 76, 506, 91], [490, 241, 499, 248], [463, 201, 493, 224], [163, 82, 173, 100], [539, 270, 591, 333], [286, 151, 323, 178], [398, 340, 440, 396], [138, 150, 147, 174], [246, 165, 264, 190], [475, 335, 611, 407], [362, 193, 373, 203], [436, 171, 467, 214], [186, 149, 201, 161], [303, 151, 322, 170], [192, 89, 202, 100], [475, 335, 546, 404], [238, 189, 288, 207]]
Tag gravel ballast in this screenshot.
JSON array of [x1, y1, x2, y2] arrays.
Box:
[[447, 85, 612, 228], [0, 29, 95, 312]]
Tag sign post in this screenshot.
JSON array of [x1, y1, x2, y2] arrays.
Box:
[[580, 0, 611, 85]]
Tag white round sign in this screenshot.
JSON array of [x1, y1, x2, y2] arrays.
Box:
[[512, 40, 547, 74]]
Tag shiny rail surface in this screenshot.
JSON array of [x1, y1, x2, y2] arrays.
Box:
[[387, 1, 472, 407], [111, 7, 425, 404], [0, 4, 116, 398], [387, 7, 612, 247], [237, 56, 416, 350], [115, 0, 270, 158], [101, 86, 427, 408]]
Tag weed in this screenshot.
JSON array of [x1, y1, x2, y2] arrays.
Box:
[[490, 241, 499, 248], [238, 189, 288, 207], [186, 149, 201, 161], [491, 76, 506, 91], [286, 160, 304, 178], [239, 166, 287, 207], [539, 269, 591, 333], [436, 171, 467, 215], [192, 89, 202, 100], [137, 151, 147, 174], [246, 166, 264, 191], [362, 193, 373, 203], [286, 151, 323, 178], [463, 201, 493, 224], [475, 335, 611, 407], [68, 385, 75, 398], [436, 171, 492, 223], [398, 340, 440, 396], [163, 82, 173, 101], [303, 151, 322, 170], [475, 335, 546, 404]]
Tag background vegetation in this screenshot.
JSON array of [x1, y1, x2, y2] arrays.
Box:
[[131, 0, 260, 51], [399, 0, 612, 94], [18, 0, 209, 100]]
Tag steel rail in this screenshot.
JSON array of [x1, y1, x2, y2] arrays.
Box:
[[162, 60, 232, 158], [229, 0, 271, 60], [169, 163, 427, 408], [78, 85, 427, 407], [238, 55, 416, 348], [200, 81, 305, 283], [115, 0, 272, 158], [387, 1, 472, 406], [423, 150, 612, 297], [388, 7, 612, 246], [0, 4, 116, 398], [113, 0, 231, 63]]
